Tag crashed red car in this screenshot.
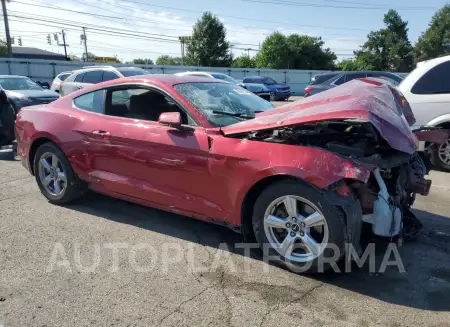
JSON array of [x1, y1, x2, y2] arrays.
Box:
[[14, 75, 443, 272]]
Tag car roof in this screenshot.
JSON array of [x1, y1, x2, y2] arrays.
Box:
[[65, 74, 228, 94]]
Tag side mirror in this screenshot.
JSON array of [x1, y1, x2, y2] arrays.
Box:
[[238, 83, 247, 89], [158, 112, 181, 127]]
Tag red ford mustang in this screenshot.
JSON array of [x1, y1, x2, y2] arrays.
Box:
[[14, 75, 443, 272]]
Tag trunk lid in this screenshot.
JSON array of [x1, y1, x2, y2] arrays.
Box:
[[221, 79, 418, 154]]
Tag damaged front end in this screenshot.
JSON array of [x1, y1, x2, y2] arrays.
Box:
[[221, 80, 440, 242], [243, 118, 431, 240]]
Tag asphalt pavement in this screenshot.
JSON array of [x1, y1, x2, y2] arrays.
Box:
[[1, 118, 450, 326]]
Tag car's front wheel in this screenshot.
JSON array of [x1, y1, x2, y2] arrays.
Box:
[[33, 142, 86, 204], [252, 180, 347, 273]]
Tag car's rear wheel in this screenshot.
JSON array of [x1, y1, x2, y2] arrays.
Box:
[[33, 142, 85, 204], [432, 139, 450, 172], [252, 180, 347, 273]]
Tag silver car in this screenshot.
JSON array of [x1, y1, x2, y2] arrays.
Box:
[[60, 66, 150, 96], [50, 71, 72, 93]]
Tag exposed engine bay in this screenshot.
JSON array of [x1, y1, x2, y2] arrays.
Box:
[[245, 120, 432, 240]]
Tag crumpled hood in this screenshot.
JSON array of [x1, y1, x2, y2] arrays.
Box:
[[221, 79, 418, 154]]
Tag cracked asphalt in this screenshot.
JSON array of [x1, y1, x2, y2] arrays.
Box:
[[1, 110, 450, 326]]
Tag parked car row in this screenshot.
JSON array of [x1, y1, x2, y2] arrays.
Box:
[[304, 71, 403, 97]]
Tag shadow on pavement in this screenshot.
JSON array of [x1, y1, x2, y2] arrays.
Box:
[[65, 193, 450, 312]]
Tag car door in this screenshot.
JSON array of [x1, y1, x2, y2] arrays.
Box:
[[74, 85, 221, 219]]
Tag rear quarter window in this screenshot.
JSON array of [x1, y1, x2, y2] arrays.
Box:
[[73, 90, 105, 113], [411, 61, 450, 94], [58, 73, 71, 81]]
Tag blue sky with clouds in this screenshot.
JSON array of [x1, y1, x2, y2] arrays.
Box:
[[5, 0, 449, 62]]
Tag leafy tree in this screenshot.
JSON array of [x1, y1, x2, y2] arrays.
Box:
[[414, 5, 450, 63], [254, 32, 290, 69], [286, 34, 336, 69], [185, 12, 232, 67], [132, 58, 154, 65], [82, 52, 97, 61], [0, 40, 8, 57], [337, 57, 373, 71], [255, 32, 336, 69], [156, 55, 183, 65], [354, 10, 413, 72], [231, 55, 256, 68]]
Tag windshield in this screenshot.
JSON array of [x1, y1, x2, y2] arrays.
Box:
[[117, 67, 150, 77], [174, 82, 275, 127], [311, 73, 338, 85], [262, 77, 278, 85], [0, 77, 43, 90], [211, 73, 238, 84]]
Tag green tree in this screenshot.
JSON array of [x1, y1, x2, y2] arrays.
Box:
[[337, 57, 373, 71], [0, 40, 8, 57], [231, 55, 256, 68], [255, 32, 336, 69], [254, 32, 290, 69], [82, 52, 97, 61], [354, 10, 413, 72], [132, 58, 154, 65], [286, 34, 336, 69], [414, 5, 450, 63], [155, 55, 183, 65], [185, 12, 232, 67]]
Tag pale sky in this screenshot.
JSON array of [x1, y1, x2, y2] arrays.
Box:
[[2, 0, 448, 62]]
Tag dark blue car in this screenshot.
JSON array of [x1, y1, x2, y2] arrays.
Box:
[[242, 76, 291, 101]]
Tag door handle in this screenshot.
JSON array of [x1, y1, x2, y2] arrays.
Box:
[[92, 130, 110, 139]]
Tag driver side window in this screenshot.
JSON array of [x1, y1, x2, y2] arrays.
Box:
[[104, 87, 195, 125]]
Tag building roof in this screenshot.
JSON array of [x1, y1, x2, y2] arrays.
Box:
[[12, 47, 66, 58]]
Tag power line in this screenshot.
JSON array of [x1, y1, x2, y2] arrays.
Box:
[[8, 13, 181, 44], [93, 0, 370, 32], [323, 0, 435, 10], [241, 0, 437, 10]]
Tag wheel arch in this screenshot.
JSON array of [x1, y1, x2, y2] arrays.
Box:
[[28, 137, 58, 175]]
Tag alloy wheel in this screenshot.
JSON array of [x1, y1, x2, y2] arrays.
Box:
[[438, 140, 450, 166], [38, 152, 67, 197], [263, 195, 329, 263]]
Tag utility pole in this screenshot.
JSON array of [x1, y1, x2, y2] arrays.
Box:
[[245, 48, 251, 58], [82, 27, 88, 62], [61, 29, 68, 60], [1, 0, 12, 57], [178, 36, 191, 66]]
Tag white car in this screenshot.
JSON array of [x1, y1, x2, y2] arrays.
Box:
[[175, 71, 272, 101], [50, 71, 72, 93], [398, 55, 450, 171]]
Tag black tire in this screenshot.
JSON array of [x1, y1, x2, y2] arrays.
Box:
[[431, 142, 450, 172], [270, 93, 276, 101], [33, 142, 86, 204], [252, 180, 347, 273]]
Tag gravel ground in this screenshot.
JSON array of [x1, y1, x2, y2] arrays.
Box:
[[1, 144, 450, 327]]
